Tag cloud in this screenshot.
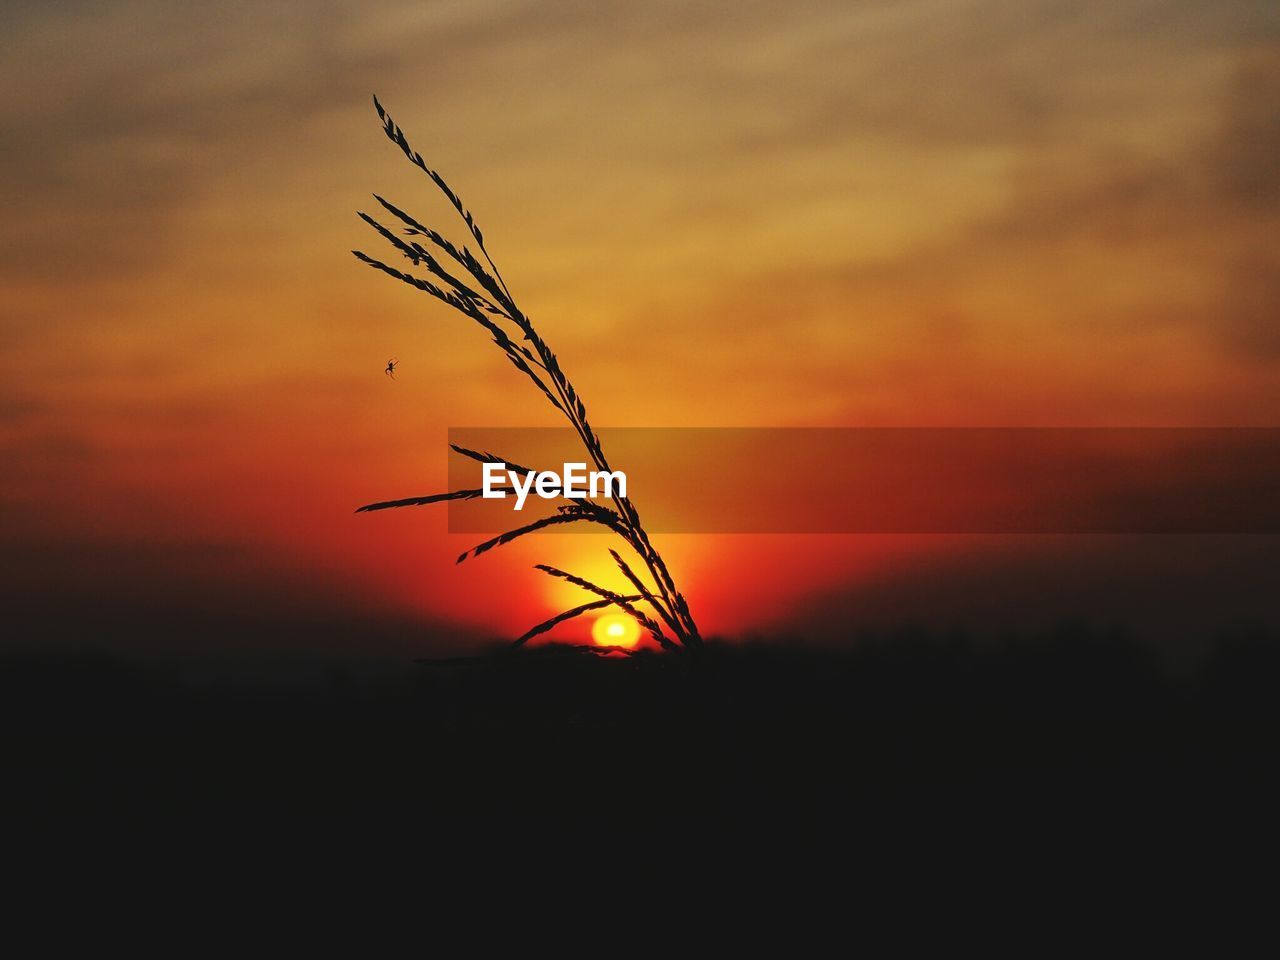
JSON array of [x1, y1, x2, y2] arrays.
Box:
[[782, 534, 1280, 653], [1213, 43, 1280, 209]]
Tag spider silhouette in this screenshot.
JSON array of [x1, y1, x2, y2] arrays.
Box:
[[384, 357, 399, 379]]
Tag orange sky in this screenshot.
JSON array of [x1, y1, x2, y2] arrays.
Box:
[[2, 1, 1277, 656]]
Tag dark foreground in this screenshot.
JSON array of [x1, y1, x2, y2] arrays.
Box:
[[4, 628, 1277, 890]]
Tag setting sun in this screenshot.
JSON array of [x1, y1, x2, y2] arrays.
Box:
[[592, 614, 640, 648]]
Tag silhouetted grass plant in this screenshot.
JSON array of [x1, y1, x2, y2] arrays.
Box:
[[353, 97, 700, 652]]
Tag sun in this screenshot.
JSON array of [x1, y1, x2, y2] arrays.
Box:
[[592, 613, 640, 648]]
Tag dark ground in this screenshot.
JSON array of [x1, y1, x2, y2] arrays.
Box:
[[4, 626, 1277, 895]]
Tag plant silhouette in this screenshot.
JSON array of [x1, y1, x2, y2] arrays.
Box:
[[353, 96, 700, 651]]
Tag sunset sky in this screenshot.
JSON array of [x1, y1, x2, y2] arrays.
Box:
[[2, 0, 1277, 658]]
